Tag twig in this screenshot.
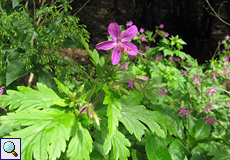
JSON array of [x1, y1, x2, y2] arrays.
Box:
[[72, 0, 90, 17], [205, 0, 230, 26]]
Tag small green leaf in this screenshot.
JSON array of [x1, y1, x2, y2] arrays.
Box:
[[61, 36, 82, 48], [54, 78, 70, 95], [12, 0, 23, 8]]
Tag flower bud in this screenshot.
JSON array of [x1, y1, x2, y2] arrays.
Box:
[[79, 104, 91, 115], [113, 63, 121, 73], [114, 87, 122, 96], [92, 112, 100, 126], [134, 82, 142, 92], [87, 105, 94, 118], [114, 73, 123, 80], [75, 84, 85, 97], [119, 87, 130, 96], [134, 75, 148, 82]]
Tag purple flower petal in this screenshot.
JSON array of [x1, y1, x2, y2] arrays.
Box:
[[111, 46, 122, 65], [108, 22, 121, 40], [122, 42, 138, 55], [127, 80, 134, 88], [0, 88, 3, 95], [121, 25, 138, 42], [96, 41, 115, 50]]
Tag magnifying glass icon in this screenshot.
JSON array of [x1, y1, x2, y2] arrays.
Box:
[[3, 141, 18, 157]]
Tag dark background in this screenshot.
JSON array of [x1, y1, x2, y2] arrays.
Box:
[[72, 0, 230, 64]]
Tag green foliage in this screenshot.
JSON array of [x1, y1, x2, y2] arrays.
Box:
[[0, 83, 62, 111], [2, 108, 75, 160], [0, 9, 230, 159], [0, 0, 90, 87]]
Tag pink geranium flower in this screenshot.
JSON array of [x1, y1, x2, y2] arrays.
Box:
[[205, 119, 219, 125], [179, 106, 193, 117], [193, 75, 200, 85], [224, 55, 229, 61], [140, 28, 145, 33], [159, 24, 164, 29], [205, 105, 213, 111], [156, 55, 163, 61], [127, 80, 134, 88], [169, 56, 173, 61], [159, 89, 167, 96], [181, 69, 187, 77], [209, 87, 217, 95], [128, 55, 135, 60], [126, 21, 133, 27], [145, 45, 150, 50], [120, 62, 128, 72], [96, 22, 138, 65], [222, 68, 227, 75], [211, 72, 218, 80], [165, 33, 170, 37], [139, 35, 147, 41]]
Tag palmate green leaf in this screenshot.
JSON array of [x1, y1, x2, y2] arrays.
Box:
[[119, 91, 167, 140], [103, 85, 122, 138], [1, 108, 75, 160], [97, 115, 131, 160], [67, 121, 93, 160], [111, 130, 131, 160], [146, 130, 172, 160], [0, 82, 62, 111]]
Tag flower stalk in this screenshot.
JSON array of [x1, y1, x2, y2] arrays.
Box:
[[86, 51, 112, 102]]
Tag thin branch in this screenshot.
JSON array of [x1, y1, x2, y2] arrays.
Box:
[[205, 0, 230, 26], [72, 0, 90, 17]]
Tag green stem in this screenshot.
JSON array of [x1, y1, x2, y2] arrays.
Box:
[[86, 52, 112, 102], [111, 76, 134, 87], [92, 91, 105, 106]]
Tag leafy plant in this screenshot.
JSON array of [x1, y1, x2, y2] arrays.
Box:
[[0, 0, 90, 88], [0, 9, 230, 160]]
